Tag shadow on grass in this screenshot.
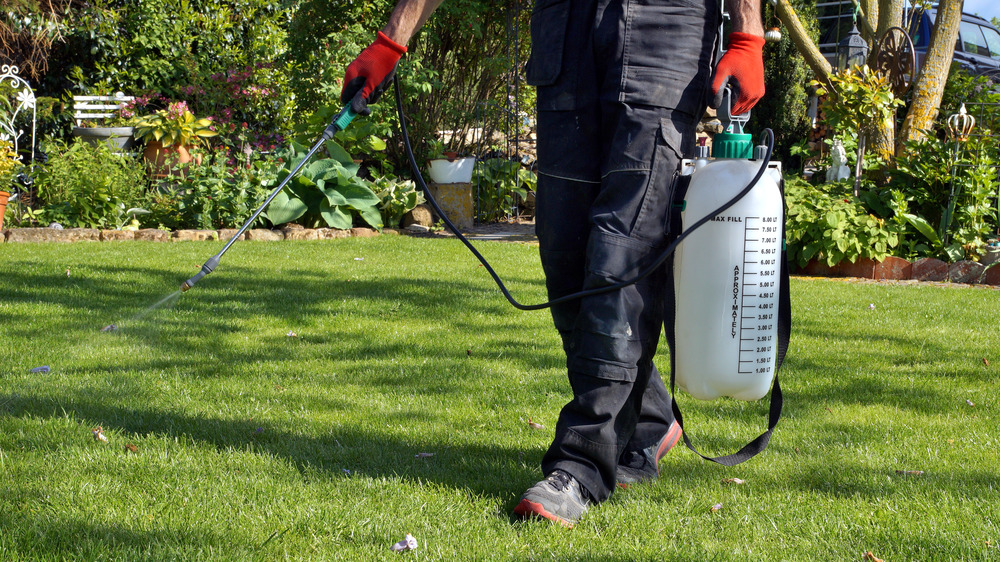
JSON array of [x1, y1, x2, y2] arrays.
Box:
[[1, 391, 541, 505]]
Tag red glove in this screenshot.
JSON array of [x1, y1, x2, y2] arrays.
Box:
[[711, 32, 765, 116], [340, 31, 408, 115]]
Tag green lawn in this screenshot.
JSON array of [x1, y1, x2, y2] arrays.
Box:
[[1, 236, 997, 560]]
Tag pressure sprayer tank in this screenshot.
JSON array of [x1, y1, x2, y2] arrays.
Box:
[[673, 131, 783, 401]]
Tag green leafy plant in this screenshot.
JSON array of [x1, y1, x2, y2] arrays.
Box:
[[890, 134, 999, 261], [263, 141, 382, 230], [784, 175, 902, 267], [144, 148, 280, 230], [473, 158, 535, 222], [34, 139, 148, 229], [134, 101, 218, 148], [812, 65, 904, 143], [373, 177, 424, 228], [0, 139, 22, 190]]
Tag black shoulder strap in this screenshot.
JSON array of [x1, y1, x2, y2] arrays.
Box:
[[664, 175, 791, 466]]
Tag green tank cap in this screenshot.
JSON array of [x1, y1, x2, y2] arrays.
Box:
[[712, 132, 753, 159]]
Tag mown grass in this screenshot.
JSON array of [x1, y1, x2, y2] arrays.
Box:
[[1, 236, 997, 560]]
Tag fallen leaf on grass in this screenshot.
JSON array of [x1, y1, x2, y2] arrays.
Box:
[[895, 470, 924, 476], [710, 503, 723, 513], [92, 427, 108, 442], [527, 418, 544, 430], [466, 349, 473, 356], [721, 478, 745, 485], [30, 366, 50, 373], [390, 533, 418, 552], [125, 443, 138, 453], [984, 358, 990, 366], [415, 452, 435, 458], [864, 551, 884, 562]]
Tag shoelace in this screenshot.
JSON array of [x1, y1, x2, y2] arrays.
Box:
[[548, 471, 573, 491]]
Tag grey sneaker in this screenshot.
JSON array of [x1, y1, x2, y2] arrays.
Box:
[[616, 420, 682, 487], [513, 470, 590, 528]]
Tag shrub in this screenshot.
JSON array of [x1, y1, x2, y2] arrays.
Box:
[[143, 148, 280, 231], [33, 140, 148, 229], [784, 176, 903, 267]]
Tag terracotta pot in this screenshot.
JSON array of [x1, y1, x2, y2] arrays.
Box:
[[0, 190, 9, 230], [142, 140, 201, 178]]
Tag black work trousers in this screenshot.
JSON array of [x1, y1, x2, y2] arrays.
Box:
[[527, 0, 719, 502]]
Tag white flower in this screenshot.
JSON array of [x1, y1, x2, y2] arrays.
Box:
[[17, 88, 35, 109]]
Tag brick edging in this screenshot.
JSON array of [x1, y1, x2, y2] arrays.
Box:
[[796, 255, 1000, 286], [1, 227, 397, 244]]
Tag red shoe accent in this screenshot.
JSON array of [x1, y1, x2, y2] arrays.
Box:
[[655, 420, 683, 462], [513, 499, 574, 528]]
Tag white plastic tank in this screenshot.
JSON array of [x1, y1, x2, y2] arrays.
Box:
[[673, 139, 783, 401]]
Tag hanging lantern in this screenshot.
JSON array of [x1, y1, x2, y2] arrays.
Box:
[[765, 26, 782, 43], [946, 103, 976, 141], [837, 22, 869, 71]]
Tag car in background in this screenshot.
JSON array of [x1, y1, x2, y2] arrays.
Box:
[[908, 8, 1000, 76], [817, 2, 1000, 76]]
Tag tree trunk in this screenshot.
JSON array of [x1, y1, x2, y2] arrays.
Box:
[[867, 0, 906, 163], [899, 0, 963, 147], [774, 0, 832, 85]]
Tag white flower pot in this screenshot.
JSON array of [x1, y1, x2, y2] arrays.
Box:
[[426, 157, 476, 184]]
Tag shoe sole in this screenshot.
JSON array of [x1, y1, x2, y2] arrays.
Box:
[[616, 420, 683, 489], [513, 498, 575, 528]]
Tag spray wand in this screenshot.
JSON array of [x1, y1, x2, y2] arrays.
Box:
[[180, 106, 357, 292]]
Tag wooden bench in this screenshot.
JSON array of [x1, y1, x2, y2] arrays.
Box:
[[72, 94, 134, 126]]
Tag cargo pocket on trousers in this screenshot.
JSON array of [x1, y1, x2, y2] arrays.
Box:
[[524, 0, 570, 86], [628, 117, 686, 244]]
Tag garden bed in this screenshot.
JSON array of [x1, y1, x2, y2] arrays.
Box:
[[1, 226, 392, 244]]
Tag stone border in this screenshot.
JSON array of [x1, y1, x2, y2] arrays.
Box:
[[1, 226, 393, 244], [797, 255, 1000, 287]]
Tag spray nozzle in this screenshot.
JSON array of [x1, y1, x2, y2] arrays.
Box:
[[180, 254, 220, 292]]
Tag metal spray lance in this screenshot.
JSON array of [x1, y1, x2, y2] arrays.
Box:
[[180, 106, 357, 292]]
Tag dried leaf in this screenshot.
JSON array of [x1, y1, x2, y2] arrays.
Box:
[[710, 503, 723, 513], [527, 418, 544, 430], [125, 443, 138, 453], [390, 533, 418, 552], [92, 426, 108, 442], [721, 478, 745, 485], [984, 358, 990, 366], [864, 551, 884, 562], [101, 324, 117, 332], [895, 470, 924, 476], [30, 365, 50, 373], [415, 452, 435, 458], [466, 349, 473, 356]]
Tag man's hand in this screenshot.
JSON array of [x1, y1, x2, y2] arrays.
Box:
[[340, 31, 408, 116], [710, 32, 765, 116]]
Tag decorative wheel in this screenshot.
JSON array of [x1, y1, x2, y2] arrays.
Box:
[[873, 26, 915, 97]]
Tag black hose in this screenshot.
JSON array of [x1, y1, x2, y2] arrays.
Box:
[[392, 75, 775, 311]]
